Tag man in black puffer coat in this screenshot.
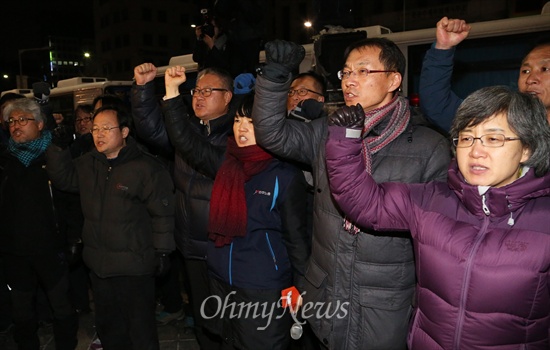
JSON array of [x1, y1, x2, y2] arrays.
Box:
[[47, 105, 175, 350], [0, 98, 78, 350], [131, 62, 234, 348]]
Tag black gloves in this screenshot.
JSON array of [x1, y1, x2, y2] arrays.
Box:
[[288, 99, 326, 122], [327, 104, 364, 129], [51, 125, 74, 149], [155, 253, 171, 277], [32, 82, 50, 105], [66, 239, 83, 266], [260, 40, 305, 83]]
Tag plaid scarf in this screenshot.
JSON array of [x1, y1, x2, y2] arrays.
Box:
[[8, 130, 52, 167], [343, 95, 410, 234], [208, 136, 273, 247]]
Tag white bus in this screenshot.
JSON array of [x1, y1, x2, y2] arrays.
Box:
[[154, 2, 550, 105], [1, 77, 133, 121]]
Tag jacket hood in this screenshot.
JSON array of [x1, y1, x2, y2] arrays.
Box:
[[447, 159, 550, 220]]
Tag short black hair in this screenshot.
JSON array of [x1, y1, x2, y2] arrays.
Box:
[[93, 105, 131, 130], [236, 92, 254, 118], [343, 37, 406, 78], [92, 94, 126, 112], [75, 104, 93, 115], [293, 71, 327, 96]]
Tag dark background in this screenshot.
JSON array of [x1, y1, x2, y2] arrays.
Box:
[[0, 1, 94, 81]]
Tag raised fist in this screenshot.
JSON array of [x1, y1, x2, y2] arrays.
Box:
[[260, 40, 305, 83], [327, 104, 364, 129]]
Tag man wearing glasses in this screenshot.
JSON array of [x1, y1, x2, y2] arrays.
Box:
[[74, 105, 93, 137], [46, 105, 175, 350], [131, 63, 233, 348], [0, 98, 78, 349], [287, 72, 326, 113], [252, 38, 451, 349]]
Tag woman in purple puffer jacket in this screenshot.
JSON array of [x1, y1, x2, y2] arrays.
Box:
[[324, 86, 550, 350]]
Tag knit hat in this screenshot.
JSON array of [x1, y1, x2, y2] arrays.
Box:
[[233, 73, 255, 94]]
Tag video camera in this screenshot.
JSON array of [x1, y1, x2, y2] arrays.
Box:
[[199, 8, 215, 38]]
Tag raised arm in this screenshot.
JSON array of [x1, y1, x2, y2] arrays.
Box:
[[162, 66, 226, 179], [419, 17, 470, 132], [252, 40, 321, 166], [131, 63, 174, 155]]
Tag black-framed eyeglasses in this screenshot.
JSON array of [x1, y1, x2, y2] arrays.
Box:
[[91, 125, 120, 135], [337, 68, 396, 80], [7, 117, 36, 126], [288, 88, 323, 97], [190, 88, 228, 97], [452, 134, 521, 148], [75, 117, 92, 124]]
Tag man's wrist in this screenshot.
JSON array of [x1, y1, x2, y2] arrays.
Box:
[[164, 87, 180, 99]]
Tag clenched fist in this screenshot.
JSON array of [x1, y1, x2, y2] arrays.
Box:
[[134, 63, 157, 85]]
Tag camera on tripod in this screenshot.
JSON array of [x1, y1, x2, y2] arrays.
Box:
[[199, 8, 215, 38]]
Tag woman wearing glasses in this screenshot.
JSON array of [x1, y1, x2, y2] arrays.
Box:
[[324, 86, 550, 349]]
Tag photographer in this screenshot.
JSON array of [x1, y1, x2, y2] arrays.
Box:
[[192, 9, 231, 74]]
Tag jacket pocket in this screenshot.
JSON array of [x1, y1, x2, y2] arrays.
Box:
[[305, 259, 328, 288], [359, 285, 413, 311], [358, 286, 413, 348]]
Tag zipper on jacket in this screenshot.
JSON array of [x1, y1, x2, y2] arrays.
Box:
[[228, 242, 234, 286], [99, 166, 113, 251], [106, 166, 112, 181], [481, 193, 490, 215], [47, 179, 60, 234], [265, 233, 279, 271], [344, 232, 359, 349], [452, 216, 490, 349]]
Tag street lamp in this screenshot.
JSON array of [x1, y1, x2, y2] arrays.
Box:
[[18, 46, 51, 88]]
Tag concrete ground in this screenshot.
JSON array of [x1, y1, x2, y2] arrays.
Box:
[[0, 310, 200, 350]]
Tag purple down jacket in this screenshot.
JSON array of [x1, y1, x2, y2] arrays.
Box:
[[325, 126, 550, 350]]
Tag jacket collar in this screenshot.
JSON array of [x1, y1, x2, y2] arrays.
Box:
[[205, 113, 233, 136], [91, 136, 141, 165], [447, 160, 550, 220]]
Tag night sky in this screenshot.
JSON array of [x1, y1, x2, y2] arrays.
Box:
[[0, 1, 94, 86]]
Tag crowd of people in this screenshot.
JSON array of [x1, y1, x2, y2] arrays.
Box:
[[0, 14, 549, 350]]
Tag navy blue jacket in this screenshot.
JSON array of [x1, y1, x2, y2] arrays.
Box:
[[207, 159, 309, 290], [163, 94, 310, 290], [419, 45, 463, 132]]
